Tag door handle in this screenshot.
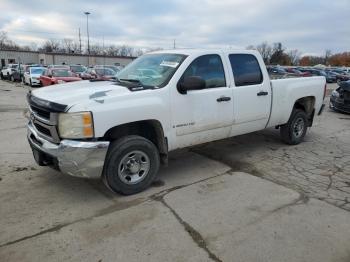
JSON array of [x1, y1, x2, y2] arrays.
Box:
[[257, 91, 268, 96], [217, 96, 231, 102]]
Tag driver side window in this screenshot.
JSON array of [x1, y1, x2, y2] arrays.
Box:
[[180, 54, 226, 89]]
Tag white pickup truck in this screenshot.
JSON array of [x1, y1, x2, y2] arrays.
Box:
[[27, 49, 326, 194]]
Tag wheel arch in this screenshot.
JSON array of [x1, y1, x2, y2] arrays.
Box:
[[103, 120, 168, 165], [293, 96, 315, 127]]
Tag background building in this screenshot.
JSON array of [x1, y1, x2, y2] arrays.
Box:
[[0, 49, 135, 67]]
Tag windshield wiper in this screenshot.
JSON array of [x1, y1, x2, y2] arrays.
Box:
[[117, 78, 155, 90], [119, 78, 142, 83]]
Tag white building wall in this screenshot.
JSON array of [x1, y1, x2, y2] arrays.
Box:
[[0, 50, 39, 66], [0, 50, 134, 67]]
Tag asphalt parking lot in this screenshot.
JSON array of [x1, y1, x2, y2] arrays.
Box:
[[0, 80, 349, 262]]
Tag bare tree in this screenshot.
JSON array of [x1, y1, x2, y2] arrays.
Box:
[[0, 31, 19, 50], [287, 49, 301, 66], [324, 49, 332, 65], [40, 39, 61, 53], [89, 44, 104, 55], [119, 45, 134, 57], [256, 42, 272, 64], [0, 31, 8, 48], [62, 38, 80, 53]]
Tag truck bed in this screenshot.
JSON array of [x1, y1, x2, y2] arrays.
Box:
[[267, 76, 326, 127]]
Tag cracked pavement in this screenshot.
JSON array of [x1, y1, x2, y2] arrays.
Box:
[[191, 95, 350, 211], [0, 81, 350, 262]]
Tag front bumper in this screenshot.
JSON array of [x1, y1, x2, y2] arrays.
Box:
[[330, 97, 350, 113], [31, 78, 41, 85], [27, 122, 110, 179]]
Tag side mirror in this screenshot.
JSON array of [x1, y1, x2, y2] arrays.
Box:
[[177, 76, 206, 94]]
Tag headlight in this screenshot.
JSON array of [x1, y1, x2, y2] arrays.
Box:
[[58, 112, 94, 139], [331, 90, 339, 98], [57, 80, 66, 84]]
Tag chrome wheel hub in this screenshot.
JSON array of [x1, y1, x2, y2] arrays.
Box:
[[118, 150, 150, 185], [293, 117, 305, 138]]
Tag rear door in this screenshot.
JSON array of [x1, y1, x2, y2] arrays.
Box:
[[228, 53, 271, 130]]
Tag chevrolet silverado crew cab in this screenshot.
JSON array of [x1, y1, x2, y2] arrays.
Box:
[[27, 49, 326, 195]]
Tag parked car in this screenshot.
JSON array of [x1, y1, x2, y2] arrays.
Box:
[[307, 69, 336, 83], [69, 65, 87, 76], [27, 49, 326, 195], [39, 68, 81, 86], [94, 65, 120, 73], [267, 66, 287, 75], [10, 64, 25, 82], [330, 80, 350, 113], [85, 67, 116, 80], [24, 67, 46, 86], [328, 70, 350, 84], [285, 68, 310, 77], [297, 68, 313, 77], [0, 64, 18, 80], [47, 65, 70, 70]]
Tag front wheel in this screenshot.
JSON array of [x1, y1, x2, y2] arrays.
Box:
[[280, 109, 308, 145], [103, 135, 160, 195]]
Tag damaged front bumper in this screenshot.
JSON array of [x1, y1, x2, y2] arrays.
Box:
[[330, 97, 350, 114], [27, 122, 110, 179]]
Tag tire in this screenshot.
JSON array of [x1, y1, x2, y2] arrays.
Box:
[[280, 109, 308, 145], [0, 73, 3, 80], [103, 135, 160, 195]]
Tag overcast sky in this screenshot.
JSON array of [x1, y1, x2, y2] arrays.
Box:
[[1, 0, 349, 55]]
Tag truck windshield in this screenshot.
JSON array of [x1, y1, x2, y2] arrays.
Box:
[[116, 53, 187, 88]]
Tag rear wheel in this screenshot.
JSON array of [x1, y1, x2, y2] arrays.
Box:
[[103, 135, 160, 195], [280, 109, 308, 145]]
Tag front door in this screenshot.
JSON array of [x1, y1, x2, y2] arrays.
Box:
[[171, 54, 234, 149]]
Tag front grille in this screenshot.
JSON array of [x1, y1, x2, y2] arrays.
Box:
[[34, 122, 51, 137], [30, 104, 50, 120], [27, 93, 66, 144]]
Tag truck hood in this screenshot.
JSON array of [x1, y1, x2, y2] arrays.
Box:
[[31, 80, 130, 107]]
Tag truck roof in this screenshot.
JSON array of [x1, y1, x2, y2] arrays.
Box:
[[150, 48, 260, 56]]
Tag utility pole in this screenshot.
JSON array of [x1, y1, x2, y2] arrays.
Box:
[[84, 11, 91, 66], [78, 28, 82, 54], [84, 12, 91, 54]]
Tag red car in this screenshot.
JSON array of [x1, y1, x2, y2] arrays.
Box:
[[40, 68, 82, 86], [285, 68, 311, 77]]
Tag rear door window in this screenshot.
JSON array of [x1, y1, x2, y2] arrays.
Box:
[[229, 54, 263, 86]]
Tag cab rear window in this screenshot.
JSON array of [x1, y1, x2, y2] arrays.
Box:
[[229, 54, 263, 86]]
